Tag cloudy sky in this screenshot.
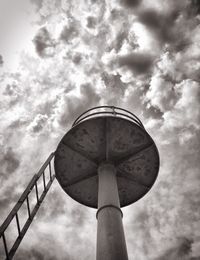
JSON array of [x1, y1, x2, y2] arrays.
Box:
[[0, 0, 200, 259]]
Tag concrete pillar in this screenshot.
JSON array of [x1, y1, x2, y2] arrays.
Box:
[[96, 162, 128, 260]]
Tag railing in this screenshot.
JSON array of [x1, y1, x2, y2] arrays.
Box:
[[72, 106, 144, 128], [0, 152, 55, 260]]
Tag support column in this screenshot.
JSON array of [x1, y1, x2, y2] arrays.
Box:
[[96, 162, 128, 260]]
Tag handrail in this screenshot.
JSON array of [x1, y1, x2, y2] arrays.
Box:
[[72, 106, 144, 128], [0, 152, 55, 260]]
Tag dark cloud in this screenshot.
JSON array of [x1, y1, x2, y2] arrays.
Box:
[[113, 30, 128, 51], [102, 72, 126, 92], [0, 147, 20, 180], [155, 237, 193, 260], [36, 189, 66, 218], [108, 26, 138, 52], [30, 0, 43, 11], [139, 9, 161, 29], [119, 0, 142, 8], [33, 27, 55, 57], [118, 52, 154, 74], [144, 103, 164, 120], [86, 16, 97, 29], [131, 210, 156, 256], [0, 188, 20, 222], [2, 83, 22, 107], [101, 72, 126, 105], [3, 83, 18, 96], [110, 8, 123, 20], [15, 248, 59, 260], [28, 114, 48, 133], [60, 22, 79, 43], [71, 207, 87, 227], [9, 119, 28, 129], [0, 54, 3, 65], [188, 0, 200, 15], [138, 9, 180, 43], [171, 38, 191, 53], [35, 186, 88, 224], [63, 51, 83, 65], [72, 53, 82, 64]]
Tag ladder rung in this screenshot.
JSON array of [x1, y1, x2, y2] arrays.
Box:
[[15, 213, 21, 237]]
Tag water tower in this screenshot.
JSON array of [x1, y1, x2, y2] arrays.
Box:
[[0, 106, 159, 260], [55, 106, 159, 260]]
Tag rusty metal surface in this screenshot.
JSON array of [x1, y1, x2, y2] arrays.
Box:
[[55, 116, 159, 208], [63, 117, 106, 163]]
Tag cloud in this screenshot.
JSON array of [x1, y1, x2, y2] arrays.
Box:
[[0, 146, 20, 181], [33, 27, 56, 57], [15, 248, 50, 260], [162, 80, 200, 129], [100, 72, 128, 105], [118, 52, 154, 74], [72, 52, 82, 64], [3, 83, 18, 96], [27, 114, 48, 134], [155, 237, 193, 260], [32, 0, 65, 20], [0, 0, 200, 259], [86, 16, 97, 29], [15, 241, 73, 260], [146, 74, 177, 112], [188, 0, 200, 16], [109, 29, 130, 52], [30, 0, 44, 12], [13, 182, 96, 260], [119, 0, 142, 8], [56, 83, 101, 128], [138, 9, 180, 44], [0, 145, 22, 224], [2, 83, 23, 107], [0, 54, 3, 65], [60, 21, 80, 43]]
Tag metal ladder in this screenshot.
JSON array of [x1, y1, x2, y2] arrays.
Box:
[[0, 152, 55, 260]]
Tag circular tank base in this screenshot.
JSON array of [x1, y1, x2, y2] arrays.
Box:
[[54, 116, 159, 208]]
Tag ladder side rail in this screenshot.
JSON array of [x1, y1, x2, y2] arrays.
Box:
[[0, 174, 38, 235], [36, 153, 55, 179], [0, 152, 55, 260], [0, 152, 54, 235], [8, 174, 55, 259]]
